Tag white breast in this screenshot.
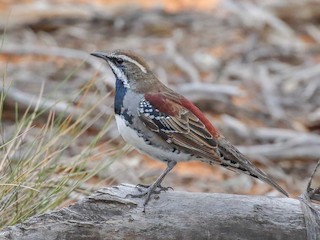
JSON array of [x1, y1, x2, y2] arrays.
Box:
[[115, 115, 192, 162]]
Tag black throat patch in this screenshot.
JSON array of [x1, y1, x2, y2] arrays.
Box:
[[114, 78, 127, 115]]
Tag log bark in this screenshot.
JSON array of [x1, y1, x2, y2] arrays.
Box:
[[0, 184, 318, 240]]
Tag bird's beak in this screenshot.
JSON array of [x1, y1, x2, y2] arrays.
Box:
[[90, 52, 110, 60]]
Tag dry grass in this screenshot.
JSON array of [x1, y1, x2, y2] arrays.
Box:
[[0, 71, 122, 228]]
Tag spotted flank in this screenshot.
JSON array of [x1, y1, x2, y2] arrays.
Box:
[[139, 99, 167, 119], [139, 98, 177, 133], [115, 114, 193, 162]]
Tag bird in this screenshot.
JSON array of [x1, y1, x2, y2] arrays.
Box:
[[91, 49, 288, 209]]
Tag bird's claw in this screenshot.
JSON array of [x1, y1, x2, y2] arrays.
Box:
[[135, 183, 173, 194], [126, 191, 148, 199], [126, 184, 174, 212], [125, 185, 150, 199], [156, 185, 174, 192]]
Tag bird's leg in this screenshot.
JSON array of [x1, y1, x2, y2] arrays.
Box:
[[126, 160, 176, 211]]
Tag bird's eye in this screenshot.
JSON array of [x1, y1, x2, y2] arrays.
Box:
[[114, 59, 124, 65]]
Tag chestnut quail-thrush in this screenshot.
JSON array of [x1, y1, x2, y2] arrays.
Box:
[[91, 49, 288, 208]]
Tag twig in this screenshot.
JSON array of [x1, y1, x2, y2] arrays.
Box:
[[222, 115, 320, 142], [222, 0, 296, 37], [257, 66, 285, 120], [1, 85, 113, 131], [238, 142, 320, 161], [1, 45, 113, 89], [298, 160, 320, 240], [306, 160, 320, 202], [175, 82, 242, 102], [165, 40, 200, 83]]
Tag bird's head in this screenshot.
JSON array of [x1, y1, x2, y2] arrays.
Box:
[[91, 49, 159, 92]]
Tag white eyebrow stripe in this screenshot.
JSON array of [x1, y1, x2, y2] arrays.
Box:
[[117, 55, 147, 74]]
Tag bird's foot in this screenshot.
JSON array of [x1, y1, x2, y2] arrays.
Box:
[[136, 183, 173, 194], [126, 183, 173, 212]]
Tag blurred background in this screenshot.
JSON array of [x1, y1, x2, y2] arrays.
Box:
[[1, 0, 320, 228]]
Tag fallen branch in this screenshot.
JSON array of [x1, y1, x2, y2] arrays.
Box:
[[222, 115, 320, 161], [1, 45, 113, 88], [1, 184, 319, 240], [238, 141, 320, 161]]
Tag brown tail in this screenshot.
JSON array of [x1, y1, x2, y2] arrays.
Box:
[[217, 137, 288, 197]]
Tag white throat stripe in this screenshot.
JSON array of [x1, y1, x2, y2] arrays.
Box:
[[107, 60, 130, 88]]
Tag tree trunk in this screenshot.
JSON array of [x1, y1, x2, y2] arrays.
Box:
[[1, 184, 318, 240]]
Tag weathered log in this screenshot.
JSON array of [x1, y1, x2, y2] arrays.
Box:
[[0, 184, 318, 240]]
